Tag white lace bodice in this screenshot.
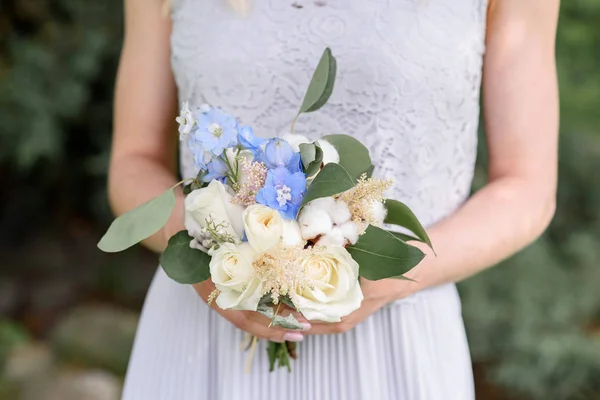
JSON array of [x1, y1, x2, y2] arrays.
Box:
[[171, 0, 487, 227]]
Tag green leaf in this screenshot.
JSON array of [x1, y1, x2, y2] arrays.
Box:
[[298, 48, 337, 114], [388, 230, 420, 243], [384, 199, 433, 250], [159, 231, 212, 284], [300, 163, 355, 208], [348, 225, 425, 281], [257, 304, 304, 330], [98, 188, 176, 252], [299, 143, 324, 177], [321, 134, 373, 180], [267, 341, 278, 372]]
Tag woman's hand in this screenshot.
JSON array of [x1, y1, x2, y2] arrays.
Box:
[[193, 280, 310, 343], [305, 276, 419, 335]]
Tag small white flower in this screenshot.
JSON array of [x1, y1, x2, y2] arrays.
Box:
[[316, 139, 340, 165], [175, 101, 196, 139]]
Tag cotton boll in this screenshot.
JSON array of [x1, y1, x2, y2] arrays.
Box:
[[316, 228, 346, 246], [371, 201, 388, 226], [316, 139, 340, 164], [338, 221, 360, 245], [298, 207, 333, 240], [330, 199, 352, 225], [281, 220, 306, 247], [307, 196, 337, 214], [281, 132, 311, 152]]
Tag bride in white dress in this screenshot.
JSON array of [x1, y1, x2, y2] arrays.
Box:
[[110, 0, 559, 398]]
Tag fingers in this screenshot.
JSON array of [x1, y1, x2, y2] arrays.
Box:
[[222, 310, 307, 343]]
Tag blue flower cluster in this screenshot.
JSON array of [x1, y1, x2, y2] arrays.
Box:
[[183, 105, 306, 219], [257, 139, 306, 219]]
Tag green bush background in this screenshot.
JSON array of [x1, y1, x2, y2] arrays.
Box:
[[1, 1, 599, 398]]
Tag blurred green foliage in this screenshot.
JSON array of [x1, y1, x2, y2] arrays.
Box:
[[0, 0, 599, 399]]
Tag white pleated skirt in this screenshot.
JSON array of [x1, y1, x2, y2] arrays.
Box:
[[122, 268, 474, 400]]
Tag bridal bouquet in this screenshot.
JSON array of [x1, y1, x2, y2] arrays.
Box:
[[98, 48, 432, 371]]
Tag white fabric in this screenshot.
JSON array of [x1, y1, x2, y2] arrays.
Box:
[[123, 0, 487, 398]]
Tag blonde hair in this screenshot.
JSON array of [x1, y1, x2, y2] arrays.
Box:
[[162, 0, 250, 15]]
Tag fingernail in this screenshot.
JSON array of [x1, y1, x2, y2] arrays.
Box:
[[283, 332, 304, 342], [300, 322, 312, 331]]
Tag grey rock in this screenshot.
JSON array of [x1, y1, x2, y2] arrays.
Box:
[[23, 370, 121, 400], [3, 342, 54, 382], [50, 305, 139, 375]]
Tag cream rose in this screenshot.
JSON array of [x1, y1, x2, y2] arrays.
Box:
[[243, 204, 283, 253], [294, 246, 364, 322], [210, 243, 263, 311], [184, 180, 244, 241]]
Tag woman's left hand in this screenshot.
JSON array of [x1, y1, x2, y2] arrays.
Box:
[[305, 276, 419, 335]]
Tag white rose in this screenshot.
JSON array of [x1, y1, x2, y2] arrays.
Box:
[[210, 243, 263, 311], [316, 139, 340, 165], [294, 246, 363, 322], [243, 204, 283, 253], [184, 180, 245, 241], [280, 133, 310, 152], [281, 220, 305, 247]]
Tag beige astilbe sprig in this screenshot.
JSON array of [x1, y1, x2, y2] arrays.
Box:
[[337, 173, 392, 230], [252, 245, 315, 306]]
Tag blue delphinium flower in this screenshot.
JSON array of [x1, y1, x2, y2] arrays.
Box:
[[238, 125, 266, 154], [260, 138, 303, 173], [202, 157, 228, 183], [188, 106, 238, 158], [257, 167, 306, 219]]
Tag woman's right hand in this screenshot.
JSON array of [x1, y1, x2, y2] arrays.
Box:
[[193, 280, 309, 343]]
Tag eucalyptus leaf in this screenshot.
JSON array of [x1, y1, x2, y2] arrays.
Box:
[[363, 164, 375, 178], [257, 304, 304, 330], [384, 199, 433, 250], [160, 230, 212, 284], [97, 188, 176, 252], [300, 163, 355, 208], [321, 134, 372, 180], [299, 143, 323, 177], [298, 48, 337, 114], [348, 225, 425, 281], [388, 230, 420, 243]]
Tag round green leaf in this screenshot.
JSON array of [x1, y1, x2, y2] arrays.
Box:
[[160, 231, 212, 284], [321, 134, 372, 180], [348, 225, 425, 280], [299, 142, 324, 177], [300, 163, 355, 208], [97, 188, 176, 253], [298, 48, 337, 114]]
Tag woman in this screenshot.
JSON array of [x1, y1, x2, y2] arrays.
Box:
[[112, 0, 559, 399]]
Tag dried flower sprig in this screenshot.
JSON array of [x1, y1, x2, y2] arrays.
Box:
[[337, 173, 392, 231], [232, 159, 268, 206]]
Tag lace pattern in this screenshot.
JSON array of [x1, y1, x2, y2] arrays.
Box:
[[171, 0, 487, 227]]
